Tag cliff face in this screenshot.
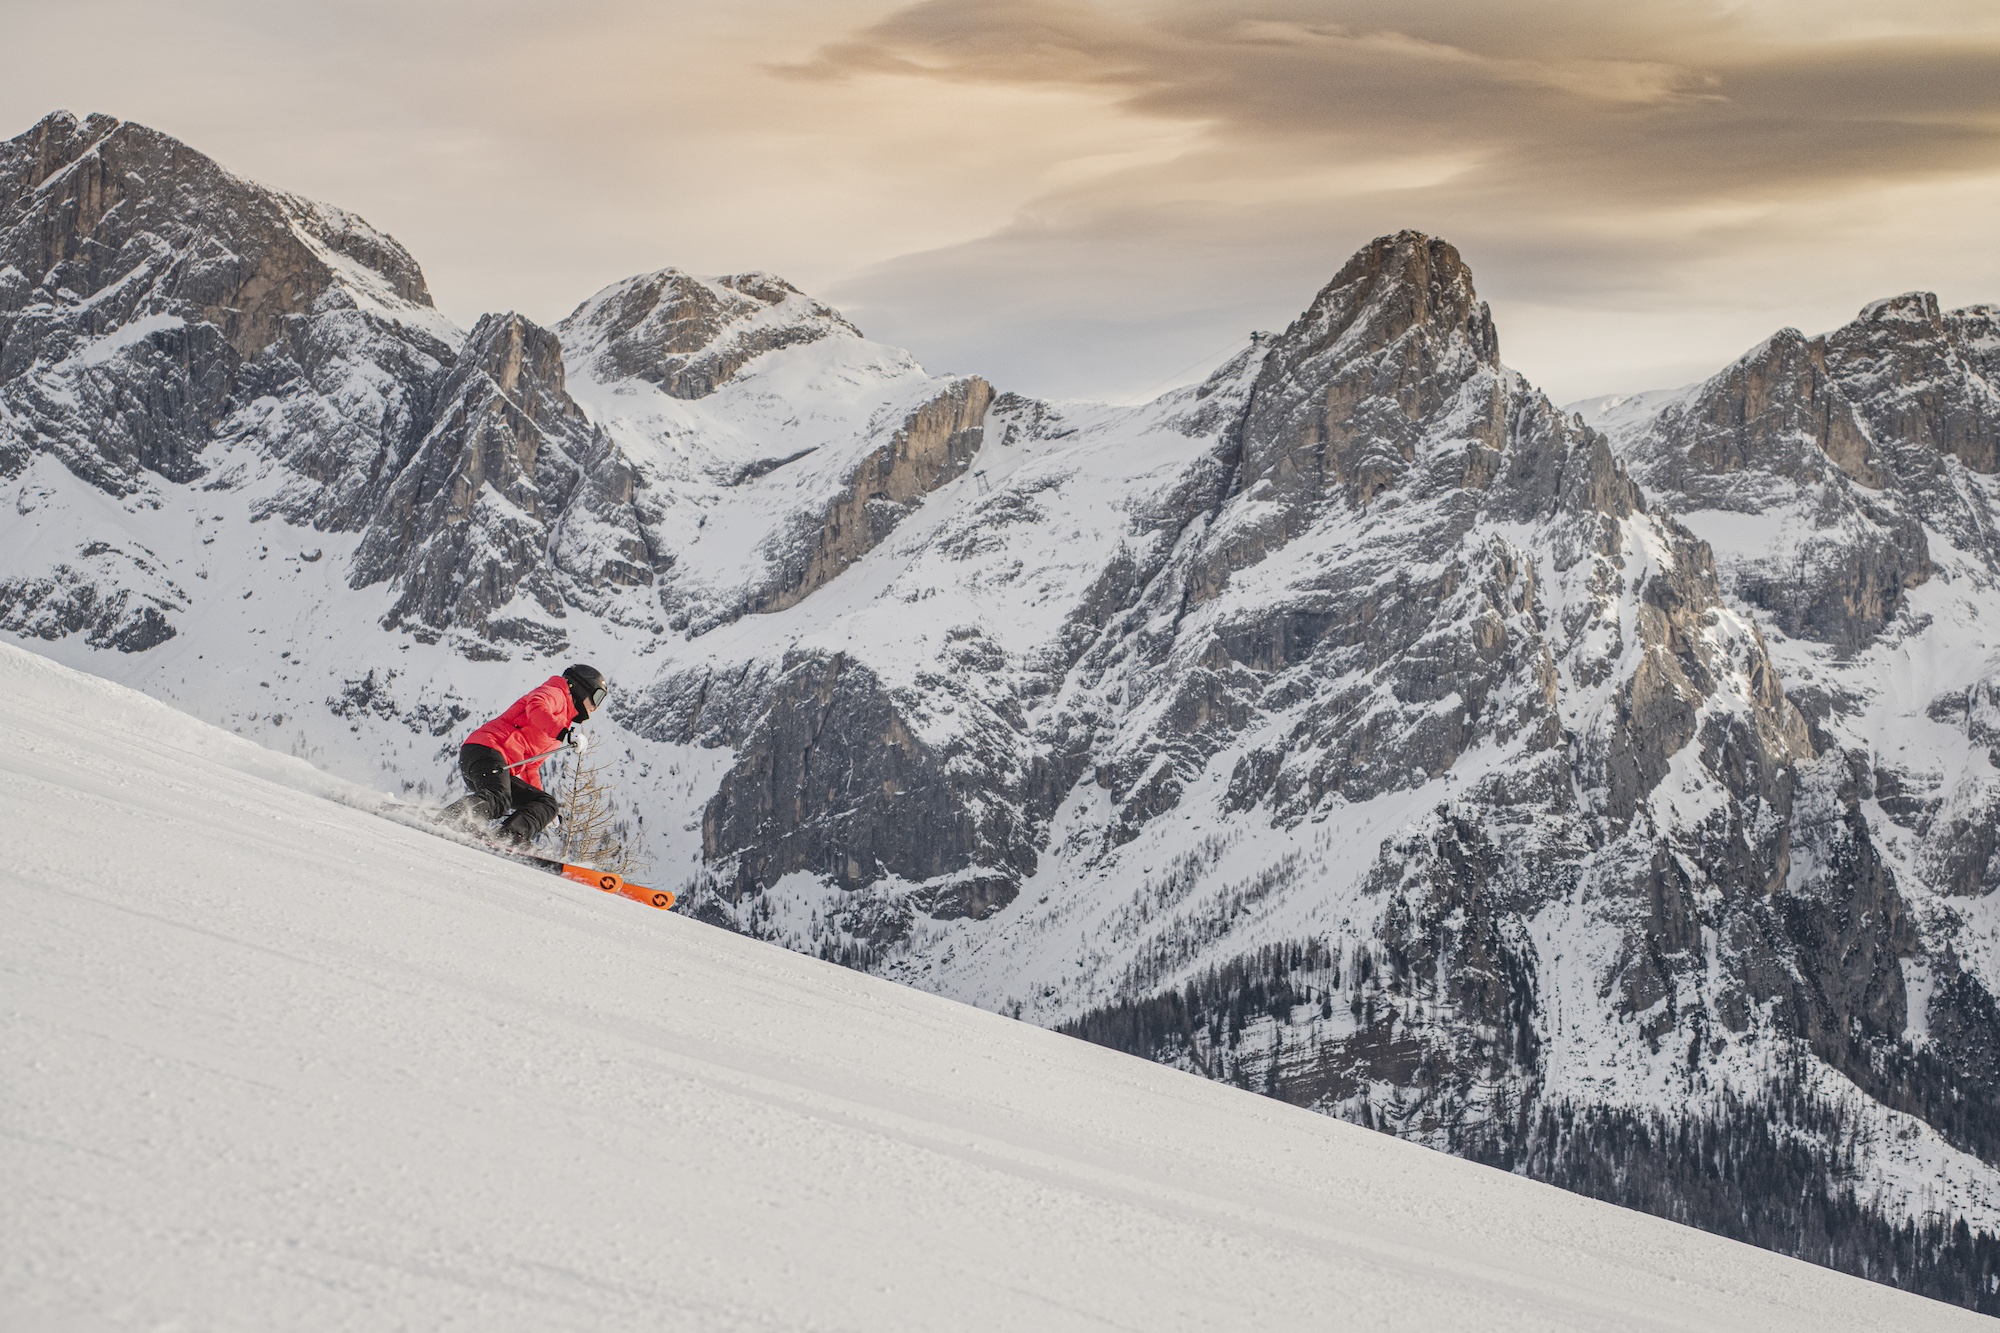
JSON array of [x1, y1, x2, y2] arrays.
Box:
[[4, 111, 1999, 1312], [1608, 292, 2000, 651], [0, 112, 450, 510], [1827, 294, 2000, 477], [0, 112, 431, 371], [350, 312, 656, 652], [749, 376, 993, 617]]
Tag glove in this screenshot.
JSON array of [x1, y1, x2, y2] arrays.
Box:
[[566, 727, 590, 752]]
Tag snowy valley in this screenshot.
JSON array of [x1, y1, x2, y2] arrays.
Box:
[[4, 109, 2000, 1313]]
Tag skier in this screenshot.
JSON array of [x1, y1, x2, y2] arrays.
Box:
[[443, 664, 608, 846]]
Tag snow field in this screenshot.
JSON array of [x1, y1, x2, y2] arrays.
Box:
[[0, 643, 1977, 1331]]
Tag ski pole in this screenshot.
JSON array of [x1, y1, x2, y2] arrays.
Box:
[[504, 746, 566, 773], [504, 730, 592, 772]]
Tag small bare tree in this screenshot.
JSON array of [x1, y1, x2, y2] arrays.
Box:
[[550, 746, 644, 877]]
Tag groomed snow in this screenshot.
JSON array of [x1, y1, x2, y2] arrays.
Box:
[[0, 642, 1977, 1332]]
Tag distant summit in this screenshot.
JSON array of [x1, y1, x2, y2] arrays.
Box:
[[559, 268, 861, 399]]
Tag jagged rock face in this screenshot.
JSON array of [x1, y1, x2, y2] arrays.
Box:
[[691, 646, 1042, 915], [1227, 232, 1501, 522], [1636, 330, 1879, 494], [230, 303, 455, 532], [1950, 304, 2000, 383], [1612, 291, 2000, 650], [351, 313, 656, 650], [0, 112, 428, 370], [558, 269, 859, 400], [0, 532, 185, 651], [1633, 326, 1931, 650], [1825, 293, 2000, 474], [0, 111, 455, 539], [749, 377, 992, 616]]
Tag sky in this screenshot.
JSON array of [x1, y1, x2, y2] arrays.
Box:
[[3, 0, 1998, 404]]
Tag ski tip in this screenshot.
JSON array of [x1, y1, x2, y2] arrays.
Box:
[[619, 880, 675, 911]]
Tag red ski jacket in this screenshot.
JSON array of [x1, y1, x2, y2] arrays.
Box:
[[465, 676, 577, 790]]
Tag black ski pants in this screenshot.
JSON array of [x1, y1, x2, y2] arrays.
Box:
[[453, 742, 559, 842]]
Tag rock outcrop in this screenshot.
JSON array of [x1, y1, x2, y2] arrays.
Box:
[[352, 313, 656, 649], [695, 646, 1038, 916], [1612, 292, 2000, 651], [0, 111, 451, 515], [558, 269, 859, 400], [749, 376, 992, 615], [0, 535, 184, 651], [1826, 294, 2000, 476]]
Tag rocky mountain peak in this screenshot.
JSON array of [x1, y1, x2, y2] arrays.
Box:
[[0, 112, 441, 371], [1855, 290, 1945, 331], [1609, 322, 1932, 650], [1282, 229, 1495, 372], [1597, 281, 2000, 654], [1823, 290, 2000, 475], [0, 110, 454, 508], [276, 194, 436, 313], [0, 110, 122, 194], [1950, 304, 2000, 379], [1228, 231, 1503, 521], [1642, 326, 1881, 497], [456, 311, 575, 421], [352, 305, 652, 650], [557, 267, 860, 399]]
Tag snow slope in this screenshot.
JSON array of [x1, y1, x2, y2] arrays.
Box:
[[0, 643, 1976, 1332]]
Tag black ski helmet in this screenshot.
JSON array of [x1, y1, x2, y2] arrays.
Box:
[[564, 664, 608, 715]]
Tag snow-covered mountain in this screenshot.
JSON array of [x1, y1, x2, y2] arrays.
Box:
[[10, 641, 1975, 1332], [3, 110, 1998, 1311]]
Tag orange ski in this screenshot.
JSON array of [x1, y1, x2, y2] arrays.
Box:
[[434, 813, 677, 912], [553, 862, 675, 911]]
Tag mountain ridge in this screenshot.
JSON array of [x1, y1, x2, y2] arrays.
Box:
[[4, 109, 1999, 1312]]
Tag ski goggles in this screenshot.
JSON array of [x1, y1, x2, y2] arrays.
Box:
[[585, 681, 609, 709]]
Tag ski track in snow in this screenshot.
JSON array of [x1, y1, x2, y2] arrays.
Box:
[[0, 641, 1977, 1332]]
